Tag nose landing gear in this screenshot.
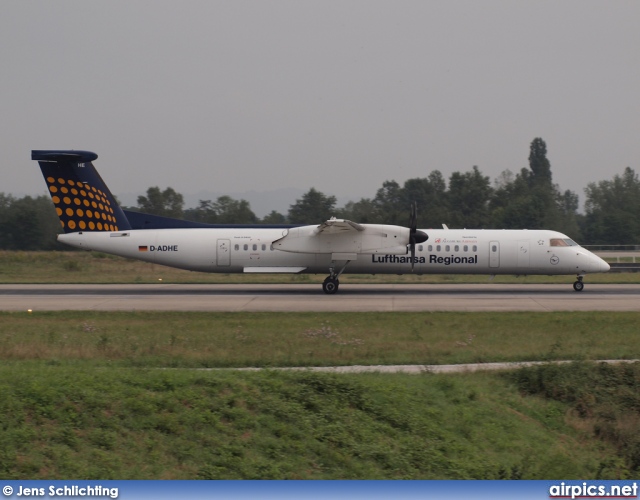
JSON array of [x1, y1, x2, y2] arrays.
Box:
[[573, 275, 584, 292]]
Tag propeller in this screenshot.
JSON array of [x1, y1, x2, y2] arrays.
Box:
[[409, 202, 428, 271]]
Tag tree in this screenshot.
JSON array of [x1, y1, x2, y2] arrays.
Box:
[[371, 180, 405, 225], [583, 167, 640, 244], [556, 189, 582, 240], [447, 166, 492, 228], [261, 210, 286, 224], [490, 166, 546, 229], [335, 198, 377, 223], [528, 137, 553, 187], [488, 138, 581, 238], [0, 194, 62, 250], [288, 188, 337, 224], [211, 196, 257, 224], [401, 174, 449, 228], [184, 196, 258, 224], [136, 187, 184, 218]]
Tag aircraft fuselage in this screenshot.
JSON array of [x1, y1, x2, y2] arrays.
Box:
[[58, 227, 609, 277]]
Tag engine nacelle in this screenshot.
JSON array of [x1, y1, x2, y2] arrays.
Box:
[[273, 224, 410, 255]]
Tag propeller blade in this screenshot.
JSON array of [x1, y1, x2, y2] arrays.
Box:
[[408, 202, 428, 271], [410, 235, 416, 271], [410, 202, 417, 233], [409, 202, 417, 271]]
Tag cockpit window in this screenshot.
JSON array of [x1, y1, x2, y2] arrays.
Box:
[[550, 239, 567, 247], [550, 238, 578, 247]]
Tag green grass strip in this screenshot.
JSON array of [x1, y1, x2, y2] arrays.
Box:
[[1, 311, 638, 368]]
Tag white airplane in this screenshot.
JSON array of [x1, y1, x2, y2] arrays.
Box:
[[32, 150, 610, 293]]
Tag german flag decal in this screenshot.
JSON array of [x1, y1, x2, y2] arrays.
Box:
[[138, 246, 148, 252]]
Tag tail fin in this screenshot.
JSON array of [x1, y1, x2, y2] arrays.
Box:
[[32, 150, 131, 233]]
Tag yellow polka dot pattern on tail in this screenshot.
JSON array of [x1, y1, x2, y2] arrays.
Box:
[[46, 177, 119, 232]]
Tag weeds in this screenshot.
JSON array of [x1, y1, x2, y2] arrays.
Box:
[[0, 365, 624, 479], [507, 362, 640, 476], [302, 322, 364, 346]]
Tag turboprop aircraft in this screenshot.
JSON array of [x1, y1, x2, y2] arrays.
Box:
[[32, 150, 610, 293]]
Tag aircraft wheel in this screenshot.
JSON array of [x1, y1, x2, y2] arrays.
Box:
[[573, 280, 584, 292], [322, 278, 339, 294]]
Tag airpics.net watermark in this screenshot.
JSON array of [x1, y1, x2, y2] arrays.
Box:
[[3, 485, 118, 499], [549, 482, 638, 499]]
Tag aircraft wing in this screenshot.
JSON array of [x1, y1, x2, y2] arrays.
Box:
[[273, 218, 409, 256], [314, 218, 365, 234]]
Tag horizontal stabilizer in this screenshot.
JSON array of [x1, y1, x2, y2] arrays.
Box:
[[32, 150, 98, 163]]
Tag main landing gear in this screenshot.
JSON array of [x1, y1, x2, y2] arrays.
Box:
[[323, 276, 339, 294], [573, 275, 584, 292], [322, 262, 350, 294]]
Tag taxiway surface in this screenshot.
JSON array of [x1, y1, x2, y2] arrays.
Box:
[[1, 283, 639, 312]]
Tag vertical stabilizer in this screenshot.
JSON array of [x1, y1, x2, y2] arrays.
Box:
[[32, 150, 131, 233]]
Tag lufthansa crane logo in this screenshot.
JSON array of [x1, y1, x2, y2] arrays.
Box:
[[550, 255, 560, 265]]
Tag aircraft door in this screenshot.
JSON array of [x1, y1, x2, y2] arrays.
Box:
[[489, 241, 500, 268], [216, 239, 231, 266]]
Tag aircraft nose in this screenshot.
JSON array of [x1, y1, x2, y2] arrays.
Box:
[[591, 254, 610, 273], [599, 258, 611, 273]]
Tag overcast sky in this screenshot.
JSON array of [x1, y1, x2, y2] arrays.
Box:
[[2, 1, 639, 215]]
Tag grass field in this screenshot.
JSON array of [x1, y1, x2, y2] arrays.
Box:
[[1, 311, 638, 368], [1, 311, 639, 479], [0, 363, 635, 479]]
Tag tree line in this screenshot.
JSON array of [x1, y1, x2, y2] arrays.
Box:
[[2, 138, 639, 250]]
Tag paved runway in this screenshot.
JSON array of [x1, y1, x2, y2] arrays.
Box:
[[1, 283, 639, 312]]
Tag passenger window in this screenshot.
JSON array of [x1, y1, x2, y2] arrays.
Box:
[[428, 245, 432, 252], [252, 244, 257, 251], [436, 245, 441, 252], [463, 245, 468, 252], [445, 245, 450, 252], [454, 245, 459, 252], [234, 244, 239, 251], [243, 244, 248, 251], [262, 244, 266, 251], [418, 245, 423, 252], [492, 245, 497, 252], [473, 245, 477, 252]]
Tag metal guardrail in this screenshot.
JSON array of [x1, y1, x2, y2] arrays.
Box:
[[591, 252, 640, 263], [583, 245, 640, 264], [583, 245, 640, 251], [586, 243, 640, 270], [608, 263, 640, 273]]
